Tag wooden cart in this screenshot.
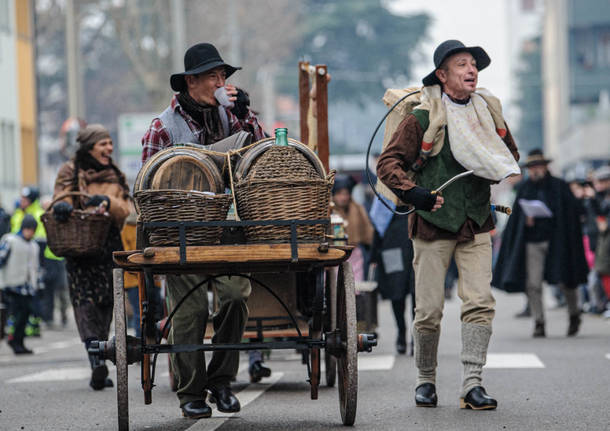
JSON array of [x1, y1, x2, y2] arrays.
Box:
[[91, 228, 377, 430]]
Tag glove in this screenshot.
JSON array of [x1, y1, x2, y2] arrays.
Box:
[[84, 194, 110, 210], [52, 201, 73, 222], [392, 186, 437, 212], [230, 88, 251, 119]]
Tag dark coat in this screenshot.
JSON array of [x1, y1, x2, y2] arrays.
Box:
[[492, 174, 588, 292], [371, 213, 414, 301]]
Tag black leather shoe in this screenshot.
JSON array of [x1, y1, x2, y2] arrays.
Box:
[[460, 386, 497, 410], [249, 361, 272, 383], [415, 383, 437, 407], [567, 314, 581, 337], [181, 400, 212, 419], [104, 378, 114, 388], [208, 386, 241, 413], [89, 364, 109, 390]]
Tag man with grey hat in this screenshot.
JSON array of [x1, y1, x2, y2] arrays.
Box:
[[378, 40, 521, 410], [142, 42, 265, 419]]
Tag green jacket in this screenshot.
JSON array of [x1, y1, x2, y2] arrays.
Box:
[[10, 200, 62, 261], [412, 109, 492, 233]]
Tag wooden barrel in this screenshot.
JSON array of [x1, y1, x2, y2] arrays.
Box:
[[233, 137, 326, 182], [134, 147, 224, 194]]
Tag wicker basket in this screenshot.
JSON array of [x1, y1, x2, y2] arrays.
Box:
[[134, 189, 232, 246], [41, 192, 112, 257], [234, 145, 334, 243]]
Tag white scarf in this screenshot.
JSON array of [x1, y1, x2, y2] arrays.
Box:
[[442, 93, 520, 181]]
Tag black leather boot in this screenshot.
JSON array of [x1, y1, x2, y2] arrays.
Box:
[[88, 351, 109, 391], [533, 321, 545, 338], [249, 361, 272, 383], [567, 314, 581, 337], [460, 386, 497, 410], [415, 383, 438, 407], [208, 386, 241, 413]]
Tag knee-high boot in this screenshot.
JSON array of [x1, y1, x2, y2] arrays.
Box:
[[460, 322, 492, 396], [414, 328, 439, 386]]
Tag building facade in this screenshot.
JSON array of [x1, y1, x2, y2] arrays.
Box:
[[0, 0, 37, 210]]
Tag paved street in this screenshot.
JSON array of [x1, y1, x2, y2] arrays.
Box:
[[1, 289, 609, 431]]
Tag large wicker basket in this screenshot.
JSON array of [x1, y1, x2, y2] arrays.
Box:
[[134, 189, 232, 246], [41, 192, 112, 257], [234, 145, 334, 243]]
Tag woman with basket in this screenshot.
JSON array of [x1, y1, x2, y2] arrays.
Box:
[[50, 124, 130, 390]]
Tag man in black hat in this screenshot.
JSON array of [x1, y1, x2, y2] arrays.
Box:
[[493, 149, 588, 337], [142, 43, 266, 419], [378, 40, 521, 410]]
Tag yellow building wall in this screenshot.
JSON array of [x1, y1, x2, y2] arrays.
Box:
[[15, 0, 38, 186]]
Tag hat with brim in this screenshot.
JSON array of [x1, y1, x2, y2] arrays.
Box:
[[170, 43, 241, 92], [522, 152, 552, 168], [422, 39, 491, 86]]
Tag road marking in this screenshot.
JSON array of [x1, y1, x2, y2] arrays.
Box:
[[358, 354, 395, 371], [485, 353, 545, 368], [7, 367, 92, 383], [34, 338, 82, 354], [185, 371, 284, 431], [605, 353, 610, 360]]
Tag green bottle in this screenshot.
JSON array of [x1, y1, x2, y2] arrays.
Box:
[[274, 127, 289, 146]]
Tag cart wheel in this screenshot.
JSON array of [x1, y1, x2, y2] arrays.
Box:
[[113, 269, 129, 431], [310, 347, 320, 400], [324, 269, 337, 388], [324, 349, 336, 387], [337, 262, 358, 426]]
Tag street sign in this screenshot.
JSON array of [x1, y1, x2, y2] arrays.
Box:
[[117, 113, 155, 187]]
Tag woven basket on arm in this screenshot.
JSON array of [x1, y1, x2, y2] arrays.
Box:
[[134, 189, 232, 246], [234, 145, 334, 243], [41, 191, 112, 257]]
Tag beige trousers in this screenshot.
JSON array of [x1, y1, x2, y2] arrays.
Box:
[[525, 241, 579, 323], [412, 232, 496, 333]]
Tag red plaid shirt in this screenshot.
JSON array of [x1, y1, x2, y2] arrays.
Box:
[[141, 95, 266, 163]]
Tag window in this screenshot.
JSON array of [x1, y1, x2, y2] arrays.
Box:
[[0, 120, 18, 190], [0, 0, 11, 34]]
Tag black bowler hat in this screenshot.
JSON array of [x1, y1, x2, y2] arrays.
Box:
[[422, 39, 491, 86], [170, 43, 241, 92]]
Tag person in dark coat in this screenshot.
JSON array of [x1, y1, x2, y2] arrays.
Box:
[[369, 196, 415, 355], [492, 149, 588, 337]]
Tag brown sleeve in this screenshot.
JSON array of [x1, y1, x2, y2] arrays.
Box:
[[503, 123, 520, 162], [376, 113, 423, 191], [52, 162, 76, 204]]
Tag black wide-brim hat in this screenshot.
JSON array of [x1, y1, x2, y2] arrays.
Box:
[[170, 43, 241, 92], [522, 149, 552, 168], [422, 39, 491, 86]]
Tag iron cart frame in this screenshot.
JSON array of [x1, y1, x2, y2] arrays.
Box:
[[91, 218, 377, 430]]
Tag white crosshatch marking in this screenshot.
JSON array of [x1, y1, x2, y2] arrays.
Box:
[[8, 367, 94, 383], [484, 353, 545, 368]]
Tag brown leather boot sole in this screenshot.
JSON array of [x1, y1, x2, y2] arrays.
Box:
[[459, 398, 497, 410]]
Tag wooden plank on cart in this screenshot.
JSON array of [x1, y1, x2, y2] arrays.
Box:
[[127, 244, 347, 266]]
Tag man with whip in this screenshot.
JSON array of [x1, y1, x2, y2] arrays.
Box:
[[377, 40, 520, 409]]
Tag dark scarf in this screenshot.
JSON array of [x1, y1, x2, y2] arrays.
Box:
[[72, 151, 129, 197], [177, 92, 225, 145]]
